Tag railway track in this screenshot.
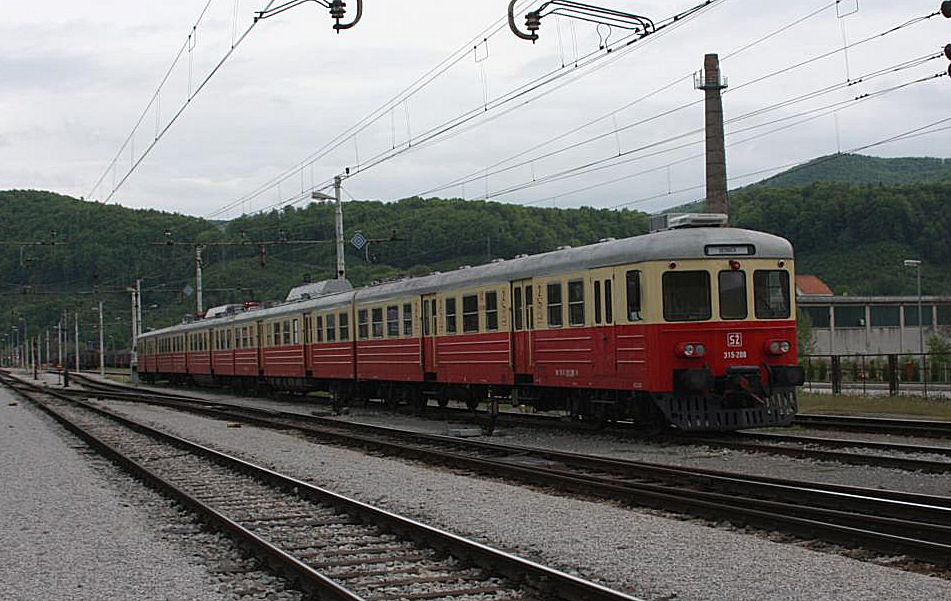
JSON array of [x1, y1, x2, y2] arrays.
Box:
[[1, 373, 641, 601], [63, 373, 951, 472], [49, 373, 951, 566], [793, 413, 951, 438]]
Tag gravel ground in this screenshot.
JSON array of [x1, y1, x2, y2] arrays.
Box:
[[96, 396, 951, 601], [0, 385, 305, 601]]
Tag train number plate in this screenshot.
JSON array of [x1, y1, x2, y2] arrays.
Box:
[[723, 350, 748, 360], [726, 332, 743, 347]]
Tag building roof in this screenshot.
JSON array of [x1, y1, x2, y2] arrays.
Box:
[[796, 274, 833, 296]]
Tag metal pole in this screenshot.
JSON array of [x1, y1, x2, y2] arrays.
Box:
[[74, 311, 80, 372], [58, 316, 63, 368], [45, 329, 50, 368], [196, 245, 204, 314], [136, 279, 143, 331], [98, 300, 105, 376], [334, 175, 346, 279], [917, 265, 925, 394]]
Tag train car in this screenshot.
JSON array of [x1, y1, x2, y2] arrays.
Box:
[[137, 217, 804, 431]]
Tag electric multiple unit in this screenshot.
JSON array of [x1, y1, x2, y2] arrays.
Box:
[[138, 217, 804, 431]]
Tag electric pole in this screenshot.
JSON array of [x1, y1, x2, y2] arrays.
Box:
[[74, 310, 80, 372], [98, 300, 105, 376], [196, 245, 204, 314]]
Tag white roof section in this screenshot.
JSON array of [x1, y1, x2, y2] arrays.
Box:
[[285, 279, 353, 302], [140, 227, 792, 339]]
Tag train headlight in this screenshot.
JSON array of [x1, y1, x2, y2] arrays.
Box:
[[780, 341, 791, 354], [765, 339, 790, 356], [676, 342, 705, 358]]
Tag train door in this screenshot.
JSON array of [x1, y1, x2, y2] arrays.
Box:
[[303, 313, 314, 376], [421, 294, 438, 375], [511, 278, 534, 376], [256, 321, 265, 376], [590, 268, 617, 377]]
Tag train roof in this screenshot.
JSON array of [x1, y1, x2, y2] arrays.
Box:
[[139, 227, 792, 339]]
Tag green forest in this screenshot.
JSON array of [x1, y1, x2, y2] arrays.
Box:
[[1, 153, 950, 351]]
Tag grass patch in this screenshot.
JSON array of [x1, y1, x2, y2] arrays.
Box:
[[798, 391, 951, 420]]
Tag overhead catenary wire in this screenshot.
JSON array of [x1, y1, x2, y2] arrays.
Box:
[[609, 112, 951, 211], [478, 62, 947, 203], [88, 1, 281, 204], [420, 5, 943, 199], [210, 0, 728, 219], [420, 0, 841, 197]]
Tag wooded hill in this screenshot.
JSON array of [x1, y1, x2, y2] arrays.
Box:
[[2, 153, 950, 344]]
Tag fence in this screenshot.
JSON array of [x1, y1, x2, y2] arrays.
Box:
[[801, 352, 951, 397]]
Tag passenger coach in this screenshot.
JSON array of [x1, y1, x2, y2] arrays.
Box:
[[138, 217, 804, 431]]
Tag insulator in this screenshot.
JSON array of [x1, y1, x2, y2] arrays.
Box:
[[943, 1, 951, 18], [945, 43, 951, 60], [329, 0, 346, 20], [525, 11, 541, 33]]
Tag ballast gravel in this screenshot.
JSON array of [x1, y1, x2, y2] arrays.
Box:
[[99, 397, 951, 601], [0, 386, 305, 601]]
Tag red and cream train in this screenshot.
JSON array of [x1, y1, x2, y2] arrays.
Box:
[[137, 218, 804, 431]]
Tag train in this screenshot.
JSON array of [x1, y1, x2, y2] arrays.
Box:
[[137, 214, 804, 431]]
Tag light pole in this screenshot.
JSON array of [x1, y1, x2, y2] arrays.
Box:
[[94, 301, 105, 376], [903, 259, 925, 387], [312, 176, 346, 280]]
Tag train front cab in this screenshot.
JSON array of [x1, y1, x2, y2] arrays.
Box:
[[646, 257, 804, 431]]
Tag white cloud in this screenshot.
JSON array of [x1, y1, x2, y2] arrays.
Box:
[[2, 0, 949, 217]]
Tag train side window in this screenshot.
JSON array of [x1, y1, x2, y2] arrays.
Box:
[[387, 305, 400, 338], [525, 285, 534, 330], [227, 329, 233, 349], [754, 270, 791, 319], [283, 320, 291, 345], [446, 298, 457, 334], [273, 323, 281, 346], [594, 281, 602, 325], [292, 319, 300, 344], [316, 315, 324, 342], [402, 303, 413, 337], [462, 294, 479, 333], [547, 282, 563, 327], [423, 302, 432, 336], [513, 287, 523, 331], [485, 291, 499, 331], [663, 271, 711, 322], [372, 307, 384, 338], [719, 270, 748, 320], [339, 312, 350, 341], [358, 309, 369, 340], [626, 271, 641, 321], [567, 280, 585, 326], [605, 279, 613, 323], [326, 313, 337, 342]]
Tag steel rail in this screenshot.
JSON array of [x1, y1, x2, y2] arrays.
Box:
[[50, 374, 951, 565], [0, 374, 644, 601], [794, 413, 951, 438], [71, 374, 951, 474]]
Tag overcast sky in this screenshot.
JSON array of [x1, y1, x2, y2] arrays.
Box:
[[2, 0, 949, 218]]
